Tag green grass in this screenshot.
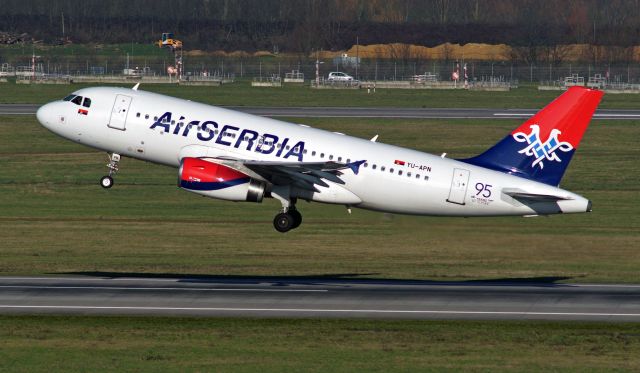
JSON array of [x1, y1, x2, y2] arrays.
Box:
[[0, 115, 638, 282], [1, 316, 639, 372], [1, 80, 640, 109]]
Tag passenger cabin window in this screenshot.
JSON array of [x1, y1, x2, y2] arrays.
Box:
[[82, 97, 91, 108], [71, 96, 83, 105]]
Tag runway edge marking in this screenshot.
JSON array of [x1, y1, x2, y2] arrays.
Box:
[[1, 305, 640, 317]]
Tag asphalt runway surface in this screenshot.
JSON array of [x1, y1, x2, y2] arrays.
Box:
[[3, 103, 640, 119], [1, 276, 639, 321]]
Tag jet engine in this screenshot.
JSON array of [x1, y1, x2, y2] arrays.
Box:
[[178, 157, 265, 202]]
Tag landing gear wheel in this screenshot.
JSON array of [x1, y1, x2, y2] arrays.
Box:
[[289, 209, 302, 229], [101, 153, 121, 189], [100, 176, 114, 189], [273, 212, 295, 233]]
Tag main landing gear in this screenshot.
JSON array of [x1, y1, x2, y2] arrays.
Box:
[[100, 153, 120, 189], [273, 207, 302, 233], [272, 194, 303, 233]]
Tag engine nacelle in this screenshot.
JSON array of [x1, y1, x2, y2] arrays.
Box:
[[178, 157, 265, 202]]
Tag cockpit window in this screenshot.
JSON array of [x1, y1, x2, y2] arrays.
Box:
[[82, 97, 91, 108], [63, 94, 76, 101], [71, 96, 83, 105]]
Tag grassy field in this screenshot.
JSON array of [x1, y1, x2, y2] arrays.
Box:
[[1, 316, 640, 372], [0, 115, 638, 282], [2, 80, 640, 109]]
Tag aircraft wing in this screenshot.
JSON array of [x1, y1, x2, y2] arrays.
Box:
[[206, 156, 365, 192]]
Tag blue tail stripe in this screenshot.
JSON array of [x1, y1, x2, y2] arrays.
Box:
[[461, 136, 575, 186]]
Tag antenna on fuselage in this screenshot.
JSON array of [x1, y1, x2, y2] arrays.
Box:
[[370, 134, 378, 142], [132, 82, 140, 91]]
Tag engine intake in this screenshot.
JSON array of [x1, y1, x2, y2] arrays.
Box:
[[178, 157, 265, 202]]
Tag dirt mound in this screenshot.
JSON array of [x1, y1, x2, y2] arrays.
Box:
[[188, 43, 640, 62], [317, 43, 511, 61]]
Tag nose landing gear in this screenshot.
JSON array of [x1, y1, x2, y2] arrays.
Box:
[[100, 153, 120, 189]]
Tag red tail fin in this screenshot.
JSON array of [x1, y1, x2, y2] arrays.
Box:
[[463, 87, 603, 186]]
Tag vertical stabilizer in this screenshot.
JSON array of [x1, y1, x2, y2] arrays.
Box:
[[462, 87, 603, 186]]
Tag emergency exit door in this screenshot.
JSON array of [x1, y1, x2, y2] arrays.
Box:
[[446, 168, 470, 205], [108, 94, 132, 130]]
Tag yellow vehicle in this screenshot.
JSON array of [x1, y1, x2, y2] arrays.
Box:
[[157, 33, 182, 50]]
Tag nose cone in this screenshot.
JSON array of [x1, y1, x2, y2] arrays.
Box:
[[36, 103, 54, 128]]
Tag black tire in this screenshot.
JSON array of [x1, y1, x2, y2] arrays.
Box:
[[273, 212, 294, 233], [100, 176, 114, 189], [289, 209, 302, 229]]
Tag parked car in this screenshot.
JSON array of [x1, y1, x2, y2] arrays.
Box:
[[327, 72, 354, 82]]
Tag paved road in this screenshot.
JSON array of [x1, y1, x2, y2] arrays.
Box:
[[1, 276, 639, 320], [3, 104, 640, 119]]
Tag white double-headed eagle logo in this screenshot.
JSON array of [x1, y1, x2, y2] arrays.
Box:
[[512, 124, 573, 169]]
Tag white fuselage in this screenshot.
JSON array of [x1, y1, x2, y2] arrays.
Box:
[[36, 87, 591, 217]]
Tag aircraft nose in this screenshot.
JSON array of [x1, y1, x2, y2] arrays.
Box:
[[36, 103, 54, 127]]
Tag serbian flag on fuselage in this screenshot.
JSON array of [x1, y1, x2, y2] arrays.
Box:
[[78, 108, 88, 115]]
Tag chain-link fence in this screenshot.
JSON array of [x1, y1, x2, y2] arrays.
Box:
[[5, 54, 640, 85]]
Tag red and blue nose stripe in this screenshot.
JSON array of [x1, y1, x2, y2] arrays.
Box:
[[179, 158, 250, 191]]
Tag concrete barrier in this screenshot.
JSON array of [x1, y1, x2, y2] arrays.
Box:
[[180, 80, 222, 86], [70, 76, 174, 84], [251, 81, 282, 87], [604, 89, 640, 94], [17, 78, 70, 85]]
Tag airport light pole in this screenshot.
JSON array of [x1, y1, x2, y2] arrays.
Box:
[[355, 36, 359, 80], [315, 50, 324, 86]]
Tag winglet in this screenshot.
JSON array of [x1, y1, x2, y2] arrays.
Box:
[[132, 83, 140, 91], [347, 160, 366, 175]]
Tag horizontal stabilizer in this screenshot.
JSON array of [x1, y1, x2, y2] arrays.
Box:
[[502, 188, 572, 202]]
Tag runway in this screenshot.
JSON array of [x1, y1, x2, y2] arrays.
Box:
[[3, 104, 640, 119], [1, 276, 639, 321]]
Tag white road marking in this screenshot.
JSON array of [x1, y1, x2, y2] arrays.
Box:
[[494, 113, 640, 118], [491, 113, 537, 117], [0, 305, 638, 317], [0, 285, 326, 292]]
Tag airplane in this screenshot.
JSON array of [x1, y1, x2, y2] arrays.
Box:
[[36, 85, 602, 232]]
